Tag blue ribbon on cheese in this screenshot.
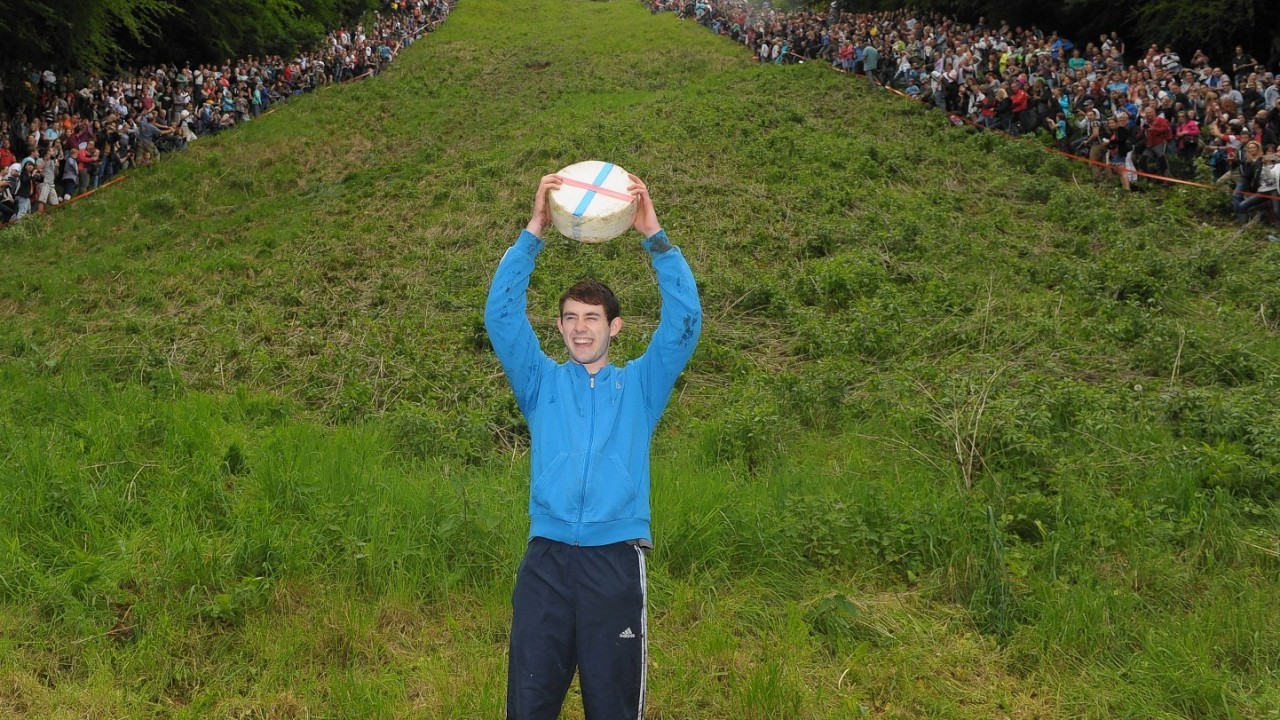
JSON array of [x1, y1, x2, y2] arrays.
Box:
[[572, 163, 616, 218]]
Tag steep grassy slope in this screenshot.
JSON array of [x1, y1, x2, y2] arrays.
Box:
[[1, 0, 1278, 717]]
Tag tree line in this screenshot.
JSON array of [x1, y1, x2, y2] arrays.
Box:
[[4, 0, 378, 104], [833, 0, 1280, 70]]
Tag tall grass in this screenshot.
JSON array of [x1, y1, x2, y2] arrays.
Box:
[[2, 0, 1279, 717]]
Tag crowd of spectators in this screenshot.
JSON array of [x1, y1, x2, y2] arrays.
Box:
[[651, 0, 1280, 225], [0, 0, 453, 225], [5, 0, 1277, 227]]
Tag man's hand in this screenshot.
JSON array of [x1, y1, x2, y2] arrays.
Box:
[[525, 173, 562, 238], [627, 173, 661, 238]]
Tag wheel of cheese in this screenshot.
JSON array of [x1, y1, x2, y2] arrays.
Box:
[[549, 161, 638, 243]]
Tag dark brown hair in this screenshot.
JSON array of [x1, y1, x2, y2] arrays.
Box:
[[559, 280, 620, 322]]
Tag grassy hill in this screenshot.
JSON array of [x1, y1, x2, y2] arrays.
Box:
[[2, 0, 1279, 717]]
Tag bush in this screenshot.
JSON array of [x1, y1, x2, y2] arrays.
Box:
[[799, 250, 889, 311], [697, 381, 789, 473], [387, 403, 498, 464]]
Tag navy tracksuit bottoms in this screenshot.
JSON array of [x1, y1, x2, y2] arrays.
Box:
[[507, 537, 648, 720]]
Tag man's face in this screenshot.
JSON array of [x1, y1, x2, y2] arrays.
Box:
[[557, 299, 621, 371]]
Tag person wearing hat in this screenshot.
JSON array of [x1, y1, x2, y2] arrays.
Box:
[[1156, 91, 1177, 123], [176, 108, 198, 144]]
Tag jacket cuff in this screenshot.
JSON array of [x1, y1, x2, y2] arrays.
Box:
[[516, 229, 545, 256], [642, 229, 672, 254]]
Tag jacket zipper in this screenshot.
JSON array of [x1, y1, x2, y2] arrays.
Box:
[[576, 370, 597, 545]]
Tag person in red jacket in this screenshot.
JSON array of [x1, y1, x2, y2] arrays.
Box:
[[0, 138, 16, 170], [1010, 82, 1030, 135], [1139, 106, 1174, 175]]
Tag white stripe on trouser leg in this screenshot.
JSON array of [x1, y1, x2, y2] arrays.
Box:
[[634, 545, 648, 719]]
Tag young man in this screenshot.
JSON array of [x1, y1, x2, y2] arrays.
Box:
[[485, 173, 701, 720]]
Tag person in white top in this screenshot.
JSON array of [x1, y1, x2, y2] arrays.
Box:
[[1238, 153, 1280, 225]]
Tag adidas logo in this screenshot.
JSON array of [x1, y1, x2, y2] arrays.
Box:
[[618, 627, 636, 639]]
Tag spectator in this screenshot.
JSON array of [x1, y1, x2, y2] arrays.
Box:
[[1220, 79, 1244, 113], [995, 87, 1014, 133], [1083, 108, 1108, 178], [1010, 81, 1030, 135], [1137, 106, 1174, 174], [135, 113, 169, 158], [1251, 110, 1278, 147], [35, 144, 61, 211], [839, 39, 855, 73], [1105, 113, 1134, 191], [1, 0, 452, 216], [651, 0, 1276, 195], [862, 38, 879, 86], [76, 140, 99, 195], [0, 138, 15, 170], [976, 82, 997, 127], [1234, 140, 1265, 221], [1046, 111, 1069, 152], [0, 165, 19, 224], [1231, 45, 1257, 86], [14, 158, 36, 220], [1175, 109, 1202, 174], [1241, 72, 1264, 115], [1259, 153, 1280, 224], [60, 148, 78, 200]]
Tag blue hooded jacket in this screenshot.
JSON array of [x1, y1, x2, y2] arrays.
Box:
[[484, 229, 701, 547]]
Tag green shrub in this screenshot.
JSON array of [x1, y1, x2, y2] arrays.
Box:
[[697, 382, 788, 472], [386, 403, 500, 464], [800, 249, 890, 311]]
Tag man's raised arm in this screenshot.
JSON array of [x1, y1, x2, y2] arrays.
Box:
[[628, 174, 702, 422], [483, 174, 562, 414]]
